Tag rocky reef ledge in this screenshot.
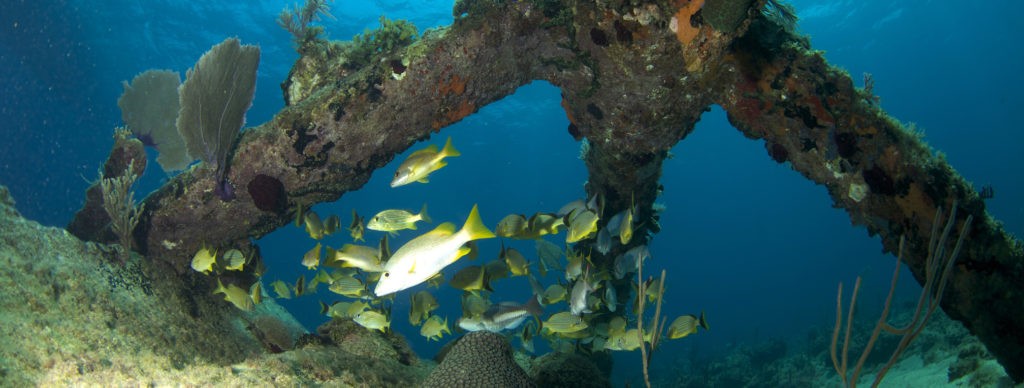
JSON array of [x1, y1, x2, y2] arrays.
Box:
[[2, 184, 605, 385]]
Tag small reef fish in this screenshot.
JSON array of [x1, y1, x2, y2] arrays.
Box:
[[353, 310, 390, 332], [569, 268, 596, 316], [190, 246, 217, 274], [390, 136, 460, 187], [501, 243, 530, 276], [307, 269, 333, 291], [667, 311, 709, 340], [327, 244, 384, 272], [374, 204, 496, 297], [517, 321, 536, 353], [614, 245, 649, 280], [420, 315, 451, 341], [543, 311, 588, 334], [604, 280, 617, 312], [449, 265, 491, 293], [604, 328, 643, 351], [457, 296, 543, 333], [348, 209, 365, 242], [409, 290, 439, 326], [495, 214, 528, 238], [270, 280, 292, 299], [214, 279, 254, 311], [565, 208, 600, 243], [304, 211, 325, 240], [249, 281, 263, 305], [461, 292, 491, 318], [301, 242, 322, 270], [595, 227, 612, 255], [565, 247, 587, 281], [378, 234, 392, 262], [483, 259, 509, 282], [367, 204, 431, 234], [293, 274, 306, 297], [542, 284, 567, 305], [328, 275, 368, 299], [223, 249, 245, 271], [619, 195, 635, 245], [535, 239, 563, 272]]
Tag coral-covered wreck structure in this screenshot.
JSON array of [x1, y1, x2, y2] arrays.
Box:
[[66, 0, 1023, 382]]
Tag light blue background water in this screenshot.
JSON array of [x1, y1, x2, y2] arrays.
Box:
[[2, 1, 1021, 384]]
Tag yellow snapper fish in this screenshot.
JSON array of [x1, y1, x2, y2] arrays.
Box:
[[214, 279, 254, 311], [373, 204, 496, 297], [390, 136, 460, 187], [667, 311, 709, 340], [420, 315, 451, 341], [605, 328, 644, 351], [542, 284, 568, 305], [249, 281, 263, 305], [190, 246, 217, 274], [327, 244, 384, 272], [328, 275, 369, 299], [353, 310, 390, 332], [367, 204, 432, 234], [461, 291, 492, 318], [619, 194, 636, 245], [348, 209, 365, 242]]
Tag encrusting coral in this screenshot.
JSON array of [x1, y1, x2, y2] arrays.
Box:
[[423, 331, 535, 387]]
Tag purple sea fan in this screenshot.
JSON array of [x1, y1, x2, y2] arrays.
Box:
[[176, 37, 260, 201]]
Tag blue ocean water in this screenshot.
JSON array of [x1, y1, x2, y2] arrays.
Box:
[[1, 0, 1021, 385]]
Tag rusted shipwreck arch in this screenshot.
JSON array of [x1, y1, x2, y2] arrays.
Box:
[[68, 0, 1023, 380]]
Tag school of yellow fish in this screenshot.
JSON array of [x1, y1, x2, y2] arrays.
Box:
[[189, 136, 705, 353]]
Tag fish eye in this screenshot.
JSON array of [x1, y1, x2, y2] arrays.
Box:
[[393, 171, 399, 178], [383, 272, 390, 277]]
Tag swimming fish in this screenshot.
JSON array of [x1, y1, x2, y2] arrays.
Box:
[[223, 249, 246, 271], [517, 321, 536, 353], [501, 243, 530, 276], [483, 259, 509, 283], [457, 296, 542, 333], [304, 211, 325, 240], [390, 136, 460, 187], [328, 274, 369, 299], [293, 274, 306, 297], [249, 281, 263, 305], [535, 239, 563, 274], [495, 214, 528, 238], [353, 310, 390, 332], [449, 265, 491, 293], [190, 246, 217, 274], [409, 290, 439, 326], [270, 280, 292, 299], [214, 279, 253, 311], [614, 245, 649, 279], [324, 214, 341, 235], [565, 208, 599, 243], [542, 284, 568, 305], [619, 194, 635, 245], [667, 311, 709, 340], [542, 311, 588, 334], [348, 209, 365, 242], [302, 242, 322, 270], [604, 280, 617, 312], [604, 328, 643, 351], [569, 267, 595, 315], [327, 244, 384, 272], [367, 204, 431, 234], [420, 315, 450, 341], [565, 247, 587, 281], [374, 204, 496, 296], [461, 292, 491, 318]]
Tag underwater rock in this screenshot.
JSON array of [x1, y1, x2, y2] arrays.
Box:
[[423, 331, 534, 387], [529, 352, 610, 388], [316, 318, 418, 366]]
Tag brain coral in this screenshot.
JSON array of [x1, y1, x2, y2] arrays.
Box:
[[422, 331, 535, 387]]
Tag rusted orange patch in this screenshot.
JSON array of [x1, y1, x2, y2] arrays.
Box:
[[674, 0, 705, 45]]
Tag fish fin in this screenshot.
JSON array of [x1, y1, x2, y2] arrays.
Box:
[[699, 311, 709, 330], [524, 293, 544, 316], [419, 203, 431, 224], [432, 222, 457, 236], [409, 259, 417, 274], [452, 246, 473, 264], [409, 144, 439, 158], [440, 136, 461, 157], [461, 204, 496, 241], [417, 177, 430, 183]]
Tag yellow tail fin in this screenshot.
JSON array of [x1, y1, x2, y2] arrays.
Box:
[[441, 136, 461, 158], [461, 204, 496, 241]]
